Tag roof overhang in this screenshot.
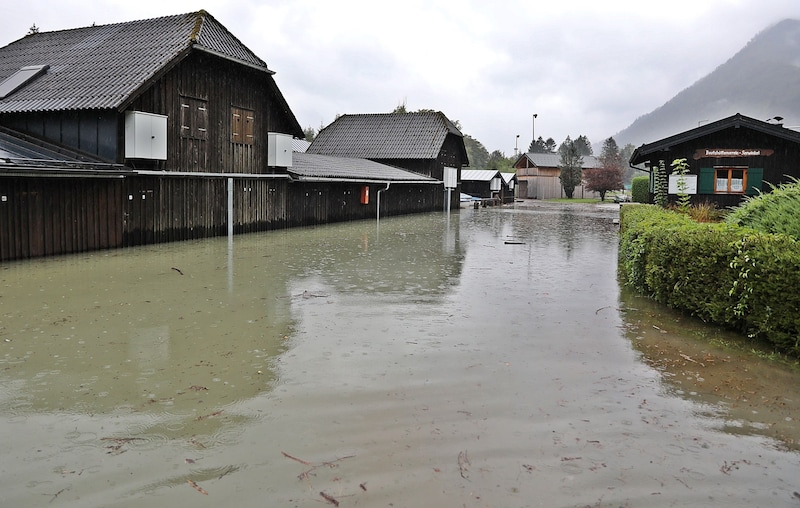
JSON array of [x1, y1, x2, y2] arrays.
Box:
[[629, 113, 800, 166]]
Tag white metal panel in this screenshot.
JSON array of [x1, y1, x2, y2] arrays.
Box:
[[268, 132, 293, 167], [124, 111, 167, 160], [443, 166, 457, 188]]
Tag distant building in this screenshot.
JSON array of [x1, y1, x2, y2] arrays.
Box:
[[513, 153, 602, 199]]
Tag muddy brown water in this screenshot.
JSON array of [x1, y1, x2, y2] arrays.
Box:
[[1, 201, 798, 507]]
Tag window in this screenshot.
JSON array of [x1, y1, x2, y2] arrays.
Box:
[[699, 167, 763, 195], [714, 168, 747, 194], [231, 107, 255, 145], [0, 65, 49, 99], [180, 97, 208, 140]]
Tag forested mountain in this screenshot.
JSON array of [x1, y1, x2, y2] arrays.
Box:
[[613, 19, 800, 147]]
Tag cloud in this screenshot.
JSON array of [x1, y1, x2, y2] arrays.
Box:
[[3, 0, 800, 154]]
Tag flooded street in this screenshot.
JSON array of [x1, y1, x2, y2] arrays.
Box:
[[1, 202, 799, 507]]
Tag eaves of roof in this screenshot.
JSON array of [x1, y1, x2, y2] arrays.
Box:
[[629, 113, 800, 165]]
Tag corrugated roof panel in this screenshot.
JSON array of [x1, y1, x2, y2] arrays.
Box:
[[461, 169, 500, 181], [291, 152, 438, 182], [0, 11, 271, 114]]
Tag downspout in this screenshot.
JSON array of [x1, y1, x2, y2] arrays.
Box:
[[376, 182, 390, 222]]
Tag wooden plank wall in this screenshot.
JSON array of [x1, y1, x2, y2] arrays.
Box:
[[0, 178, 124, 261], [1, 176, 448, 261]]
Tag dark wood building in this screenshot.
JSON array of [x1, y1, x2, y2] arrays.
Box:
[[0, 12, 458, 261], [629, 113, 800, 208], [307, 112, 469, 209], [460, 169, 502, 199]]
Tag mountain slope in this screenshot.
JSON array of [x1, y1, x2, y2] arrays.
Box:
[[614, 18, 800, 147]]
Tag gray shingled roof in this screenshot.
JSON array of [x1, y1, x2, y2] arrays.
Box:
[[290, 152, 439, 183], [307, 112, 464, 160], [521, 152, 601, 169], [0, 11, 270, 114]]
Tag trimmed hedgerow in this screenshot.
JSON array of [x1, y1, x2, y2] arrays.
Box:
[[631, 175, 650, 203], [619, 204, 800, 356]]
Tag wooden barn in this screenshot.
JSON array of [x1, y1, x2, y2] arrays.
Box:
[[307, 112, 469, 209], [460, 169, 502, 199], [513, 152, 602, 199], [629, 113, 800, 208], [0, 12, 456, 261]]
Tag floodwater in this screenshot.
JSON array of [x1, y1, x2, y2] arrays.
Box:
[[1, 201, 798, 508]]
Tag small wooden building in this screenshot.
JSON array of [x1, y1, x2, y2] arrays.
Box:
[[629, 113, 800, 208], [307, 112, 469, 209], [500, 172, 518, 203], [513, 153, 602, 199], [460, 169, 502, 199]]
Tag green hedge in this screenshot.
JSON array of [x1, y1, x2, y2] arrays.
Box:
[[619, 204, 800, 355], [631, 175, 650, 203]]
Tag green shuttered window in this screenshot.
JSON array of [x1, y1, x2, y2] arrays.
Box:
[[697, 167, 762, 195]]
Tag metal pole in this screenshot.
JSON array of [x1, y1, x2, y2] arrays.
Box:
[[532, 113, 537, 148], [227, 177, 234, 237]]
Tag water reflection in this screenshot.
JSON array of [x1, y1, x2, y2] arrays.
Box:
[[618, 286, 800, 450]]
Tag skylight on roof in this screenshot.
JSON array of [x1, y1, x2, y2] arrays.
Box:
[[0, 65, 49, 99]]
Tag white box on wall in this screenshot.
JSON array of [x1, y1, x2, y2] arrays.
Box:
[[268, 132, 293, 167], [125, 111, 167, 160]]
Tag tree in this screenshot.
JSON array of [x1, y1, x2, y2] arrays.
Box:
[[573, 135, 593, 156], [583, 167, 623, 201], [528, 137, 545, 153], [558, 137, 583, 199], [463, 134, 489, 170], [619, 143, 638, 184], [303, 126, 317, 142], [487, 150, 515, 172], [584, 136, 624, 200]]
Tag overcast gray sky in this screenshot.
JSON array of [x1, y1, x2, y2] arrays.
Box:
[[4, 0, 799, 154]]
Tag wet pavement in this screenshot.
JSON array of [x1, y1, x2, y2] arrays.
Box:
[[0, 200, 798, 507]]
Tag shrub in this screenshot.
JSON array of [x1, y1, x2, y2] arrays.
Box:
[[725, 178, 800, 239], [619, 204, 800, 356], [631, 175, 650, 203]]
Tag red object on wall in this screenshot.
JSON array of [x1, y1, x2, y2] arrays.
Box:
[[360, 185, 369, 204]]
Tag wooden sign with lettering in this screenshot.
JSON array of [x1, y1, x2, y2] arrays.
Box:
[[693, 148, 774, 159]]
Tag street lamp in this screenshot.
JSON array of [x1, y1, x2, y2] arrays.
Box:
[[532, 113, 538, 148], [515, 134, 520, 156]]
